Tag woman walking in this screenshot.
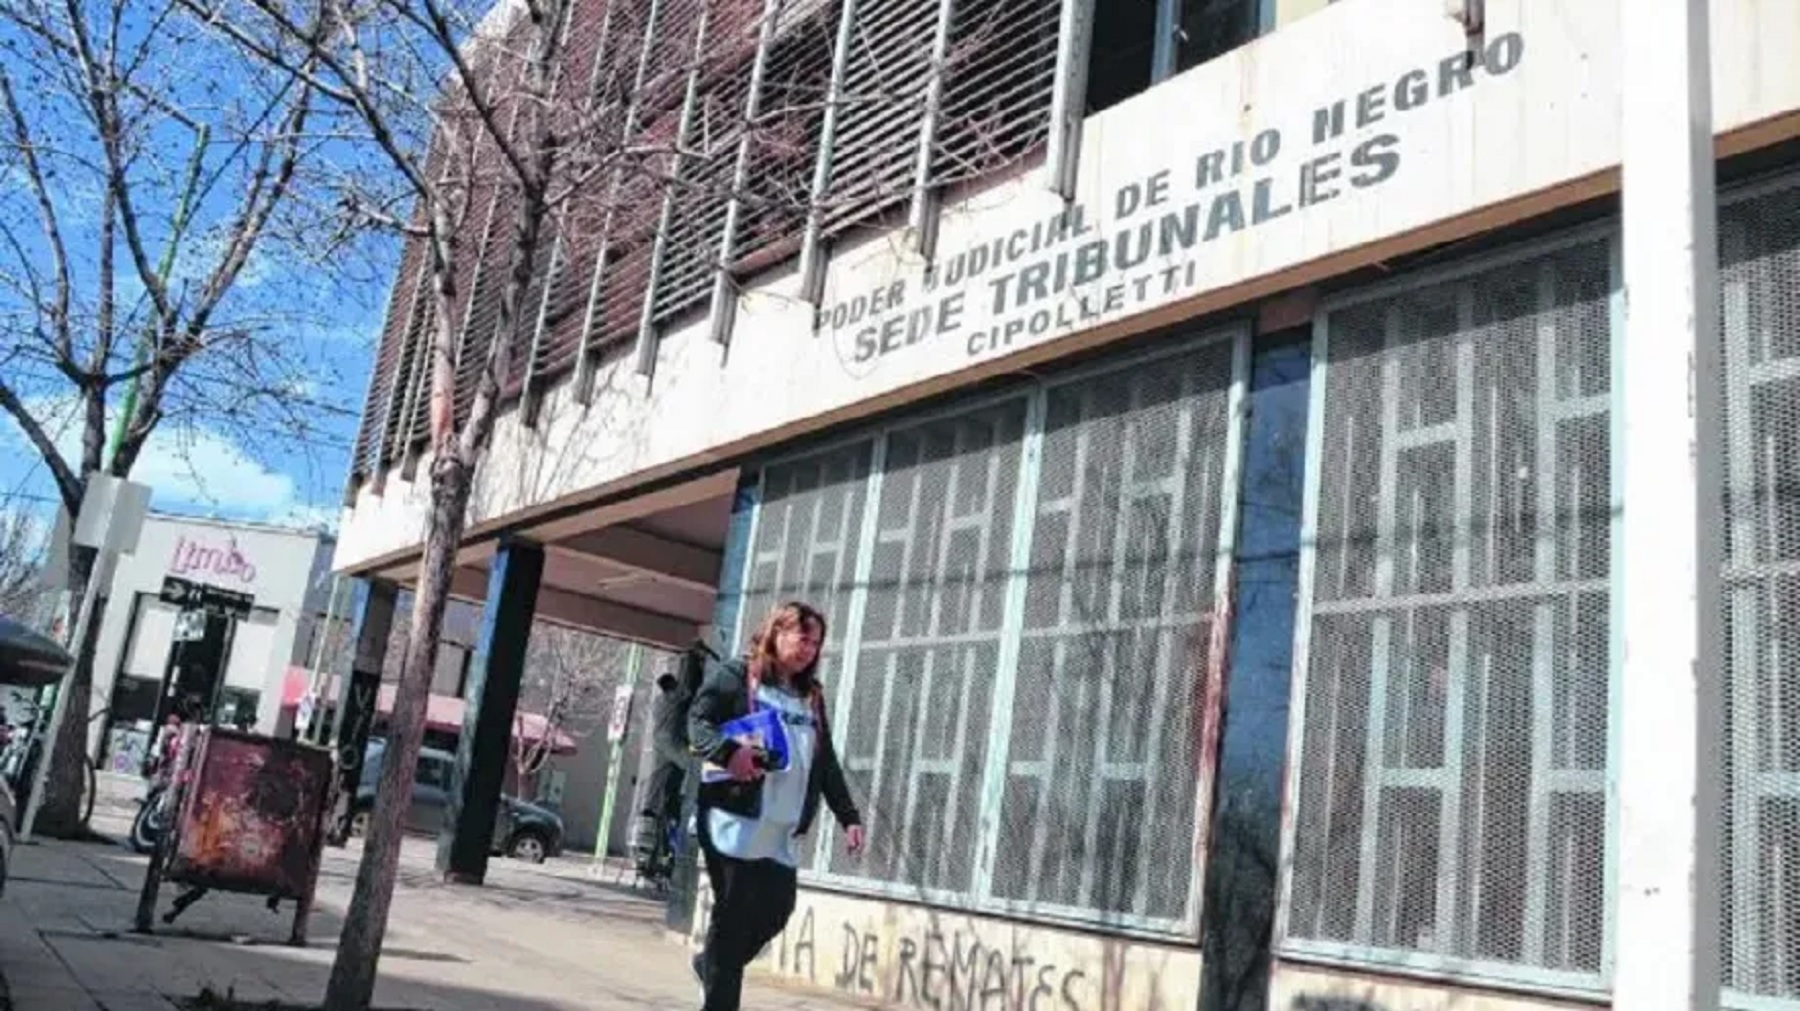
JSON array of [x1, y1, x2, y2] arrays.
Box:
[[689, 601, 865, 1011]]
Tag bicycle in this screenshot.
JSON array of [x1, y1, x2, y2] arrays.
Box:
[[1, 701, 105, 830]]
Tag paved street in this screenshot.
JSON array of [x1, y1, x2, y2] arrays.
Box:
[[0, 787, 868, 1011]]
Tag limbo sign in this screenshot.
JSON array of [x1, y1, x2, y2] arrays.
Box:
[[818, 31, 1526, 372]]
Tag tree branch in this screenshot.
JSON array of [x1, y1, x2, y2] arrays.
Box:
[[0, 66, 74, 370], [0, 378, 81, 512]]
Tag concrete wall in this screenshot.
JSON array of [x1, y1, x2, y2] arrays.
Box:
[[1267, 963, 1595, 1011], [693, 884, 1204, 1011], [334, 0, 1800, 574]]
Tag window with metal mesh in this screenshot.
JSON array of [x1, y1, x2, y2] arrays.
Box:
[[1283, 237, 1614, 987], [733, 334, 1241, 932], [1719, 180, 1800, 1006], [828, 399, 1025, 894], [988, 341, 1234, 930], [738, 440, 876, 871]]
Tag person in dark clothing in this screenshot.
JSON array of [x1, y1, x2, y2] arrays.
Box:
[[688, 602, 864, 1011]]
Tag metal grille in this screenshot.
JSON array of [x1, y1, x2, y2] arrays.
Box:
[[989, 343, 1233, 928], [1284, 237, 1614, 985], [1720, 181, 1800, 1006], [829, 400, 1025, 894]]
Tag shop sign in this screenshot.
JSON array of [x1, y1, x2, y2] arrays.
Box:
[[169, 533, 259, 584]]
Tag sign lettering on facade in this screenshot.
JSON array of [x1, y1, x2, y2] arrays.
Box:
[[820, 32, 1526, 373], [169, 533, 259, 584]]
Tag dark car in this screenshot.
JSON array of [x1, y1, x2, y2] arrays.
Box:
[[351, 740, 565, 863]]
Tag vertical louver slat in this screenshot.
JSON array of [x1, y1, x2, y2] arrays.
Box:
[[574, 0, 665, 394], [530, 0, 643, 387], [505, 224, 558, 402], [379, 263, 433, 466], [452, 194, 506, 427]]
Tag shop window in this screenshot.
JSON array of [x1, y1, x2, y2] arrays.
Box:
[[1086, 0, 1265, 115], [1283, 237, 1615, 988]]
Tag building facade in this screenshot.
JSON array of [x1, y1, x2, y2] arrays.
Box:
[[332, 0, 1800, 1009], [89, 515, 335, 769]]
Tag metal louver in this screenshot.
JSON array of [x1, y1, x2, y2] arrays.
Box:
[[652, 64, 753, 324], [731, 1, 837, 273], [930, 0, 1059, 186], [817, 0, 938, 236]]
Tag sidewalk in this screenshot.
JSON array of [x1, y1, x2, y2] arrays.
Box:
[[0, 813, 870, 1011]]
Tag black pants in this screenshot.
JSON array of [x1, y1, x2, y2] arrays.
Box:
[[698, 829, 797, 1011]]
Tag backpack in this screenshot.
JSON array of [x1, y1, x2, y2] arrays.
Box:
[[651, 637, 717, 766]]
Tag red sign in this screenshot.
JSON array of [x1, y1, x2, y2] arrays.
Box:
[[169, 533, 258, 584]]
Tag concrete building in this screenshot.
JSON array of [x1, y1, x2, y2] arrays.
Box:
[[329, 0, 1794, 1008], [88, 514, 335, 769]]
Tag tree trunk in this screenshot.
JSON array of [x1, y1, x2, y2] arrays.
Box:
[[323, 453, 473, 1011], [34, 544, 102, 838]]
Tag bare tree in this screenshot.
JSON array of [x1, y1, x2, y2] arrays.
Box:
[[0, 0, 369, 834], [0, 498, 53, 622], [513, 623, 628, 786], [185, 0, 1057, 1000]]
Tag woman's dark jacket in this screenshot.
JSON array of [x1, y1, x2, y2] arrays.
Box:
[[688, 657, 861, 836]]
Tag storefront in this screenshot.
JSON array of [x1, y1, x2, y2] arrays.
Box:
[[328, 0, 1800, 1007], [86, 515, 334, 771]]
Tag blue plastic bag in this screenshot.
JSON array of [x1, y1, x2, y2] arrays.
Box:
[[700, 707, 791, 783]]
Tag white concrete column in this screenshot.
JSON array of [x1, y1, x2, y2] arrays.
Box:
[[1615, 1, 1724, 1009]]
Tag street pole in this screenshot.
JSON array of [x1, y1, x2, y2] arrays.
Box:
[[20, 550, 107, 841], [1615, 1, 1724, 1008], [304, 574, 346, 742], [591, 643, 643, 875]]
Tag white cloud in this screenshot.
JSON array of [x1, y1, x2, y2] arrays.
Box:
[[3, 394, 325, 526], [131, 429, 298, 515]]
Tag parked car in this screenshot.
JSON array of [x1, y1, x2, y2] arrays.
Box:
[[351, 740, 564, 863]]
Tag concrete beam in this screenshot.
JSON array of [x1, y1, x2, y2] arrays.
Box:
[[551, 526, 721, 594], [450, 567, 699, 648]]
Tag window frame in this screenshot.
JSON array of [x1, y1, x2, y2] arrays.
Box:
[[1272, 221, 1625, 1001], [731, 322, 1251, 940], [1080, 0, 1275, 116]]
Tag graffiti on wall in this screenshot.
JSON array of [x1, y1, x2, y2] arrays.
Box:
[[695, 887, 1179, 1011]]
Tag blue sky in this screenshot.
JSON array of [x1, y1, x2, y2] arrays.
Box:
[[0, 8, 403, 536]]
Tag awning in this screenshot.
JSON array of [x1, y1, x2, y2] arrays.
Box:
[[281, 667, 579, 755], [0, 614, 73, 688]]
